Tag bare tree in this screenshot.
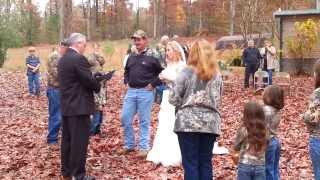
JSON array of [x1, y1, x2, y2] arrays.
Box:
[[59, 0, 72, 40], [153, 0, 157, 38], [229, 0, 235, 35]]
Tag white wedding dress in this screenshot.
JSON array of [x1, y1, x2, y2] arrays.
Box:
[[146, 61, 185, 167]]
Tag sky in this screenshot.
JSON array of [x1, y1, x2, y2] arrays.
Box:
[[34, 0, 150, 13]]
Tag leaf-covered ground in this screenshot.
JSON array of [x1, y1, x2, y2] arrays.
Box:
[[0, 71, 315, 179]]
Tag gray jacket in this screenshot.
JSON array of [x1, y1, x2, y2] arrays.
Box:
[[169, 67, 223, 134]]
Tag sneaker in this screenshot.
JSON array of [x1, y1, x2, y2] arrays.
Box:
[[137, 150, 148, 158]]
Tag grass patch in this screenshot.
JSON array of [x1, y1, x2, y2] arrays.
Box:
[[1, 40, 132, 72]]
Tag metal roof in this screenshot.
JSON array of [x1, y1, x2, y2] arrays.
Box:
[[215, 33, 272, 50], [274, 9, 320, 17]]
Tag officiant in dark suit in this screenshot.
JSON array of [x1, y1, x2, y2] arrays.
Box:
[[58, 33, 104, 180]]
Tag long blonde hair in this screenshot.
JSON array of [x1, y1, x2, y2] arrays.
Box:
[[166, 41, 183, 62], [188, 39, 219, 80]]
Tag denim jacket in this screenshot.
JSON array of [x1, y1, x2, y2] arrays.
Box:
[[303, 88, 320, 138], [169, 67, 223, 134]]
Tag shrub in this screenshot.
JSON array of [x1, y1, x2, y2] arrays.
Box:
[[286, 19, 318, 74]]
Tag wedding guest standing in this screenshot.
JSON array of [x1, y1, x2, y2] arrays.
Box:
[[121, 29, 163, 157], [46, 40, 69, 147], [58, 33, 102, 180], [169, 39, 223, 180], [242, 40, 262, 88], [303, 60, 320, 180], [26, 46, 41, 96]]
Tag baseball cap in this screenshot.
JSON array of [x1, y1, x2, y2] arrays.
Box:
[[60, 39, 69, 47], [131, 29, 147, 39]]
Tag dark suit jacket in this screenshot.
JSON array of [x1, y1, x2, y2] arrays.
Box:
[[58, 48, 101, 116]]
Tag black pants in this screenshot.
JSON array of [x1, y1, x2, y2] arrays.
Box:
[[177, 132, 217, 180], [244, 63, 259, 88], [61, 115, 91, 178]]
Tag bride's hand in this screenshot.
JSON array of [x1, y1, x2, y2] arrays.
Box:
[[159, 73, 165, 80]]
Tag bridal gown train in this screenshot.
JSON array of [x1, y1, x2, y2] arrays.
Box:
[[147, 89, 182, 166], [146, 62, 183, 167]]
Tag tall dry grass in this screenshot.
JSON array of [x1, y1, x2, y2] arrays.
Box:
[[2, 40, 131, 73]]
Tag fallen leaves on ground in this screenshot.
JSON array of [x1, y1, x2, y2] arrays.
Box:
[[0, 71, 315, 179]]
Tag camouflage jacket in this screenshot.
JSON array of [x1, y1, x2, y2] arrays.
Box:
[[87, 52, 107, 110], [303, 87, 320, 138], [263, 105, 280, 139], [169, 67, 223, 134], [47, 51, 60, 88], [156, 43, 167, 68], [233, 126, 266, 165], [87, 52, 105, 73]]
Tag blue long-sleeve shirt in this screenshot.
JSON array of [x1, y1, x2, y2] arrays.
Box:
[[26, 55, 40, 75]]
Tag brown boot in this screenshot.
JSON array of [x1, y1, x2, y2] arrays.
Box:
[[118, 148, 134, 155], [137, 150, 148, 158]]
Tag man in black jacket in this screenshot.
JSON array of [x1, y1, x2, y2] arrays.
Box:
[[58, 33, 100, 180], [121, 30, 163, 157], [242, 40, 262, 88]]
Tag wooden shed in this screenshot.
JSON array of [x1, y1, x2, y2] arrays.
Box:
[[274, 9, 320, 74]]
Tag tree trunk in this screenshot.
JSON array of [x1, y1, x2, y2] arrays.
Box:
[[153, 0, 157, 38], [87, 0, 91, 40], [229, 0, 235, 35], [95, 0, 99, 26], [27, 0, 33, 45], [60, 0, 72, 40]]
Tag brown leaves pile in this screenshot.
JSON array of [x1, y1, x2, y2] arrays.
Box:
[[0, 71, 315, 179]]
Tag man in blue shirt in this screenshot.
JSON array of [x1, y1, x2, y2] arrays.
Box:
[[242, 40, 262, 88], [26, 46, 41, 96]]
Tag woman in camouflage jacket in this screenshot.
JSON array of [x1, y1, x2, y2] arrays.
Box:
[[303, 60, 320, 180], [169, 39, 223, 180], [87, 43, 107, 135]]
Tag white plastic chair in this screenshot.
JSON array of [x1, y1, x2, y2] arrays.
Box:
[[254, 69, 269, 90]]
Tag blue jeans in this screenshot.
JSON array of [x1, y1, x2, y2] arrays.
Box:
[[27, 73, 40, 95], [266, 137, 280, 180], [46, 87, 61, 144], [310, 137, 320, 180], [154, 84, 166, 104], [267, 69, 274, 85], [121, 88, 154, 150], [237, 163, 266, 180], [90, 111, 103, 135], [177, 132, 216, 180]]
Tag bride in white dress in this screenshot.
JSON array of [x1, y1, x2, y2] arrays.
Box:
[[147, 41, 186, 166]]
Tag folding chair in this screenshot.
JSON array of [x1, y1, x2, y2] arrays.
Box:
[[221, 70, 234, 90], [273, 72, 291, 96], [254, 69, 269, 90]]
